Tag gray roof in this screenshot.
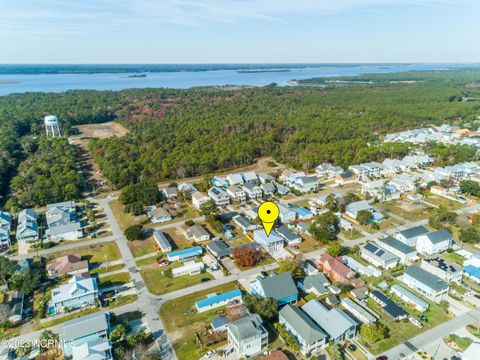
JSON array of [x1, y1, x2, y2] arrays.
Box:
[[257, 272, 298, 301], [302, 300, 357, 340], [346, 200, 372, 213], [276, 225, 301, 243], [302, 275, 328, 294], [227, 313, 264, 341], [361, 242, 399, 264], [378, 237, 416, 255], [63, 311, 109, 341], [425, 229, 452, 244], [260, 182, 276, 193], [404, 265, 449, 291], [206, 239, 231, 258], [187, 225, 210, 239], [279, 305, 326, 344], [153, 230, 171, 250], [398, 226, 429, 239], [49, 222, 81, 236]]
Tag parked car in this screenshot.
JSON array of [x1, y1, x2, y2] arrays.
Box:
[[348, 344, 357, 351], [418, 314, 428, 322], [205, 350, 217, 358], [260, 271, 268, 278], [157, 258, 169, 267], [376, 356, 388, 360]]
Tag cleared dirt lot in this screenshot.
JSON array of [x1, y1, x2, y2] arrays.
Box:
[[74, 121, 129, 138]]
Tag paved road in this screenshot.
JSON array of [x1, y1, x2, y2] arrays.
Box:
[[382, 309, 480, 360]]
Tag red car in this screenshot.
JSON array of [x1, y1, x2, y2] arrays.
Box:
[[156, 258, 169, 267]]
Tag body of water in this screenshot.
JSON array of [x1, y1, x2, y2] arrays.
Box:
[[0, 63, 466, 95]]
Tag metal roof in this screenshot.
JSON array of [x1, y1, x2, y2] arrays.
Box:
[[378, 237, 416, 255], [404, 265, 449, 291], [195, 289, 242, 309], [279, 304, 326, 344], [257, 272, 298, 301], [63, 311, 109, 341], [398, 226, 429, 239]]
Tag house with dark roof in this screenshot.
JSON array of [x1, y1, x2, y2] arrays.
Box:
[[279, 304, 326, 356], [250, 272, 298, 306], [404, 265, 450, 302], [394, 226, 429, 246], [360, 242, 399, 269], [390, 284, 429, 312], [302, 299, 357, 344], [233, 214, 258, 234], [63, 311, 111, 359], [416, 229, 452, 255], [377, 237, 418, 264], [298, 274, 329, 296], [206, 239, 232, 259], [335, 171, 356, 185], [225, 313, 268, 357], [369, 290, 408, 321], [276, 225, 302, 245]]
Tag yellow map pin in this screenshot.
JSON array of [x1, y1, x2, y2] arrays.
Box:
[[258, 201, 279, 237]]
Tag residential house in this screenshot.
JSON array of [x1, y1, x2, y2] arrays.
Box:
[[292, 176, 318, 193], [167, 246, 202, 262], [416, 229, 452, 255], [340, 298, 376, 324], [153, 230, 172, 252], [278, 203, 296, 223], [260, 182, 276, 197], [253, 230, 284, 253], [243, 183, 262, 199], [335, 171, 357, 185], [148, 207, 172, 223], [242, 172, 258, 184], [211, 176, 229, 188], [178, 182, 197, 193], [16, 209, 39, 244], [172, 261, 205, 277], [403, 265, 450, 303], [342, 256, 382, 277], [225, 313, 268, 357], [345, 200, 373, 220], [161, 187, 177, 200], [303, 262, 320, 276], [421, 257, 463, 283], [377, 237, 418, 264], [195, 289, 242, 313], [360, 242, 399, 269], [316, 163, 335, 177], [227, 174, 244, 186], [276, 184, 291, 195], [298, 274, 329, 296], [394, 226, 429, 246], [46, 201, 82, 241], [361, 180, 386, 200], [276, 225, 302, 246], [390, 284, 429, 312], [227, 186, 247, 204], [382, 158, 403, 175], [281, 170, 306, 185], [191, 192, 210, 209], [47, 254, 89, 278], [279, 305, 326, 356], [318, 254, 355, 283], [208, 187, 230, 206], [302, 299, 357, 344], [369, 290, 408, 321], [257, 172, 275, 184], [233, 214, 258, 234], [206, 239, 232, 259], [184, 225, 210, 242], [8, 291, 24, 324], [464, 265, 480, 284], [51, 276, 99, 314], [250, 272, 298, 306], [63, 311, 111, 359], [295, 206, 314, 220], [0, 211, 11, 250]]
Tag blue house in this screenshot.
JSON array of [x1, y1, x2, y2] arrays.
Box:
[[195, 289, 242, 312], [250, 272, 298, 306], [167, 246, 203, 262]]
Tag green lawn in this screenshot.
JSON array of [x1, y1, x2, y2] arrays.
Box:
[[360, 298, 452, 354], [447, 334, 473, 351], [80, 242, 122, 264], [441, 251, 465, 265], [90, 263, 125, 276], [341, 229, 362, 240], [226, 236, 254, 247], [97, 272, 131, 289], [381, 201, 435, 221], [140, 265, 214, 295], [424, 193, 464, 210], [160, 282, 238, 359], [136, 254, 160, 267], [109, 199, 146, 231], [109, 294, 138, 309]]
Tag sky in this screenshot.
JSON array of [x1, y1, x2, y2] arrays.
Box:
[[0, 0, 479, 63]]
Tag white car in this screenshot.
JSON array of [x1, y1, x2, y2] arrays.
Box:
[[205, 350, 217, 358], [409, 317, 423, 328]]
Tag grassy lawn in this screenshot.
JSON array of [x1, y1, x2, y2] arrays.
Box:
[[136, 254, 160, 267], [140, 265, 214, 295], [109, 199, 146, 231], [98, 272, 131, 289], [160, 282, 238, 359], [423, 193, 464, 210], [447, 334, 473, 351], [297, 235, 322, 253], [162, 228, 192, 250], [47, 242, 121, 265], [381, 201, 435, 222], [109, 294, 138, 309], [128, 236, 158, 258], [341, 229, 362, 240], [226, 236, 253, 247], [35, 307, 100, 330], [144, 205, 199, 228], [360, 298, 452, 355], [90, 263, 125, 276], [441, 251, 465, 265]]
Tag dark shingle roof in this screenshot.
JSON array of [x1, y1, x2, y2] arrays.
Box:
[[258, 272, 298, 301], [398, 226, 429, 239], [378, 237, 416, 255], [425, 229, 452, 244], [404, 265, 449, 291]]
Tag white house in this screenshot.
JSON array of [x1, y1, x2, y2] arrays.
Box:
[[172, 261, 205, 277], [227, 186, 247, 204], [377, 237, 418, 264], [191, 192, 210, 209], [345, 200, 373, 219], [184, 225, 210, 242], [16, 209, 39, 244], [46, 201, 82, 241], [208, 187, 230, 206], [278, 203, 296, 223], [420, 257, 463, 283], [153, 230, 172, 252], [51, 276, 99, 314], [403, 265, 449, 303], [226, 174, 244, 186], [360, 242, 399, 269], [148, 207, 172, 223], [225, 314, 268, 357], [242, 183, 262, 199], [253, 230, 284, 254], [416, 229, 452, 255], [394, 226, 429, 246]]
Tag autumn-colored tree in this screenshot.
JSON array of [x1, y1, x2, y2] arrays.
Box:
[[232, 246, 261, 267]]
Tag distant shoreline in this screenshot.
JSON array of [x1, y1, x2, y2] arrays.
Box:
[[0, 81, 19, 84]]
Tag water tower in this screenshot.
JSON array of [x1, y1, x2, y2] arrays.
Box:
[[44, 115, 61, 137]]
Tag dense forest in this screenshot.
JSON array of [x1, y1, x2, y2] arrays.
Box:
[[0, 69, 480, 205]]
